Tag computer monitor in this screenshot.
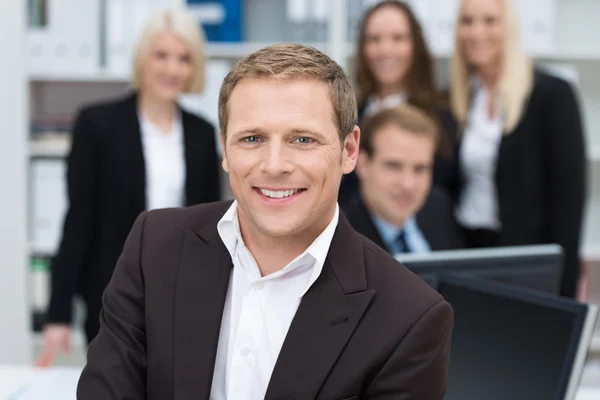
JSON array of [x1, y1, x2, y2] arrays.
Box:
[[436, 274, 598, 400], [395, 244, 564, 295]]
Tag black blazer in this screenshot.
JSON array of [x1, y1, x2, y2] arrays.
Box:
[[47, 93, 221, 339], [343, 186, 465, 253], [338, 104, 459, 208], [445, 69, 587, 298], [77, 201, 453, 399]]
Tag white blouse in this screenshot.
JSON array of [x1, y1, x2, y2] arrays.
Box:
[[455, 82, 503, 230], [138, 110, 186, 210]]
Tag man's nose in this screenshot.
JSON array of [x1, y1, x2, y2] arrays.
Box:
[[396, 170, 418, 191], [260, 141, 294, 175]]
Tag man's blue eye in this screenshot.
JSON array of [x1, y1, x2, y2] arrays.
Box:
[[296, 137, 312, 144], [245, 136, 260, 143]]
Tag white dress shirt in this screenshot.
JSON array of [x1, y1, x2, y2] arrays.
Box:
[[138, 111, 186, 210], [210, 201, 340, 400], [363, 92, 408, 119], [455, 81, 503, 230]]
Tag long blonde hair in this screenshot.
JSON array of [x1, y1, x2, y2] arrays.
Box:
[[450, 0, 533, 133]]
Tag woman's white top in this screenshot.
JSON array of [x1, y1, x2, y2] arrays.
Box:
[[138, 110, 186, 210], [455, 81, 503, 230]]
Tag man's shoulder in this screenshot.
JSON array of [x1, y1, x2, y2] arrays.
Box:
[[143, 200, 233, 237], [359, 236, 445, 314]]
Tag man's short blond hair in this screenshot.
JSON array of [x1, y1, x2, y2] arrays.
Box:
[[360, 105, 439, 157], [218, 43, 358, 143], [131, 9, 206, 93]]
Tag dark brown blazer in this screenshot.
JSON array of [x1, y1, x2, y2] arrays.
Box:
[[76, 200, 454, 399]]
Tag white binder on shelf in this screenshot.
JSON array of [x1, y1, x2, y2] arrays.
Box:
[[27, 0, 100, 75], [29, 159, 68, 256], [106, 0, 169, 75]]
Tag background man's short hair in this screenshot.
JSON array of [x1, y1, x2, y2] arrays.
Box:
[[360, 105, 440, 157], [131, 9, 206, 94], [218, 43, 358, 144]]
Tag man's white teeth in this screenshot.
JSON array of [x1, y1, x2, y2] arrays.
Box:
[[260, 189, 300, 198]]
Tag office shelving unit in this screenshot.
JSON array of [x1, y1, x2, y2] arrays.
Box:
[[20, 0, 600, 357]]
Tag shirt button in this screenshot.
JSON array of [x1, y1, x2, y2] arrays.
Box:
[[254, 282, 264, 290], [240, 346, 251, 356]]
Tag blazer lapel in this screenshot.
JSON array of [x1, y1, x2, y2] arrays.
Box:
[[181, 110, 200, 206], [265, 215, 375, 400], [118, 92, 146, 213], [173, 222, 232, 399]]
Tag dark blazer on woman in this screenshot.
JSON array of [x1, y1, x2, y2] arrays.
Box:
[[445, 69, 587, 298], [46, 92, 221, 342], [338, 103, 458, 208]]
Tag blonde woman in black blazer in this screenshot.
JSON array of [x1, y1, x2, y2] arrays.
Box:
[[36, 10, 221, 366], [446, 0, 586, 298]]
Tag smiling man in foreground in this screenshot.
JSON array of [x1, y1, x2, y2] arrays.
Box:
[[76, 43, 454, 399]]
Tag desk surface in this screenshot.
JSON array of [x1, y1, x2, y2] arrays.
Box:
[[1, 365, 600, 399], [0, 365, 82, 399]]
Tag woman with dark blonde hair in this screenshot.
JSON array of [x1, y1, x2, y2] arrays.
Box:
[[339, 0, 455, 206], [447, 0, 586, 298]]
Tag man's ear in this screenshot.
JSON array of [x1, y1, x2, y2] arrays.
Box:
[[342, 125, 360, 174], [220, 133, 229, 173]]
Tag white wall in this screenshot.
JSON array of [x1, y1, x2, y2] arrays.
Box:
[[0, 1, 30, 363]]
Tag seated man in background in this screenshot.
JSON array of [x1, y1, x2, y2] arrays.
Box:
[[344, 105, 464, 254]]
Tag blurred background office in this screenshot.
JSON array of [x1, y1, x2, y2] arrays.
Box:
[[2, 0, 600, 393]]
